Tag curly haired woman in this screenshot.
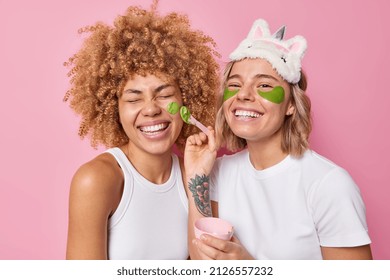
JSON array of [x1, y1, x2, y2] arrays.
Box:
[[64, 1, 220, 259]]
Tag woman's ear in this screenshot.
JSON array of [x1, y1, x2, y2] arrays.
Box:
[[286, 103, 295, 116]]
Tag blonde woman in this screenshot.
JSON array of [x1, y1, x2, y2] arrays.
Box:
[[185, 19, 372, 260]]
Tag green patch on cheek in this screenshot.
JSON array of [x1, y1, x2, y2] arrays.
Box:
[[167, 102, 180, 114], [223, 88, 239, 101], [258, 86, 285, 104], [180, 106, 191, 124]]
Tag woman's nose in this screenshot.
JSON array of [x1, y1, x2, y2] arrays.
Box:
[[236, 87, 255, 101], [142, 100, 162, 117]]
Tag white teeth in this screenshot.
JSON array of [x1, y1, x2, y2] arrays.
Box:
[[235, 110, 260, 118], [140, 123, 168, 133]]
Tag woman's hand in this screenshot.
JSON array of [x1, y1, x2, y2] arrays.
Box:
[[193, 234, 254, 260], [184, 127, 218, 178], [185, 128, 220, 259]]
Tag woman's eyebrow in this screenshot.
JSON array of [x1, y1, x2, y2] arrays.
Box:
[[123, 84, 173, 94], [154, 84, 174, 93], [227, 74, 279, 82], [227, 74, 242, 81], [253, 74, 279, 81], [123, 89, 141, 94]]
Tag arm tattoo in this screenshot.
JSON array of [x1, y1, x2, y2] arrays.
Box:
[[188, 174, 212, 217]]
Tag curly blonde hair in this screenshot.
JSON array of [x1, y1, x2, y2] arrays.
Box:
[[64, 1, 220, 151], [216, 61, 311, 157]]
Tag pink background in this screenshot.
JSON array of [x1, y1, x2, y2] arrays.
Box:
[[0, 0, 389, 259]]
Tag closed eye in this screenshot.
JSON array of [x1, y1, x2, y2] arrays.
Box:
[[258, 84, 272, 89], [157, 95, 174, 99], [228, 84, 241, 89], [126, 99, 141, 103]]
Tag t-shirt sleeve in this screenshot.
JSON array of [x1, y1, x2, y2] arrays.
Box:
[[310, 167, 371, 247], [209, 159, 221, 202]]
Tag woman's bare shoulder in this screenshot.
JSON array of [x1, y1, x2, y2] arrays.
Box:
[[69, 153, 124, 213]]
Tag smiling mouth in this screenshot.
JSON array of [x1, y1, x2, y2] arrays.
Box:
[[234, 109, 262, 119], [138, 122, 169, 135]]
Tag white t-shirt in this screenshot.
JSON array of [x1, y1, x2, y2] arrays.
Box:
[[210, 149, 371, 259], [106, 148, 188, 259]]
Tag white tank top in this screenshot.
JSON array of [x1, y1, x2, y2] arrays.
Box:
[[106, 148, 188, 259]]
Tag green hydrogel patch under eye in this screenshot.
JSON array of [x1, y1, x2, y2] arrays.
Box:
[[167, 102, 180, 114], [223, 88, 239, 101], [180, 106, 191, 124], [258, 86, 285, 104]]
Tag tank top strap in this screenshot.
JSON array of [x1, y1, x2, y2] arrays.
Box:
[[171, 154, 189, 213], [106, 148, 132, 172], [105, 147, 134, 228]]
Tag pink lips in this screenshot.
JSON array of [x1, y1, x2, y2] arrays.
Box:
[[232, 108, 263, 122], [233, 106, 262, 114], [137, 121, 171, 139]]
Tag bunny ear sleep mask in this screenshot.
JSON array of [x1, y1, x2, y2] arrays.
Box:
[[229, 19, 307, 84]]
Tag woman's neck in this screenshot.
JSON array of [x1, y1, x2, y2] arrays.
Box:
[[120, 144, 173, 184], [246, 133, 288, 170]]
